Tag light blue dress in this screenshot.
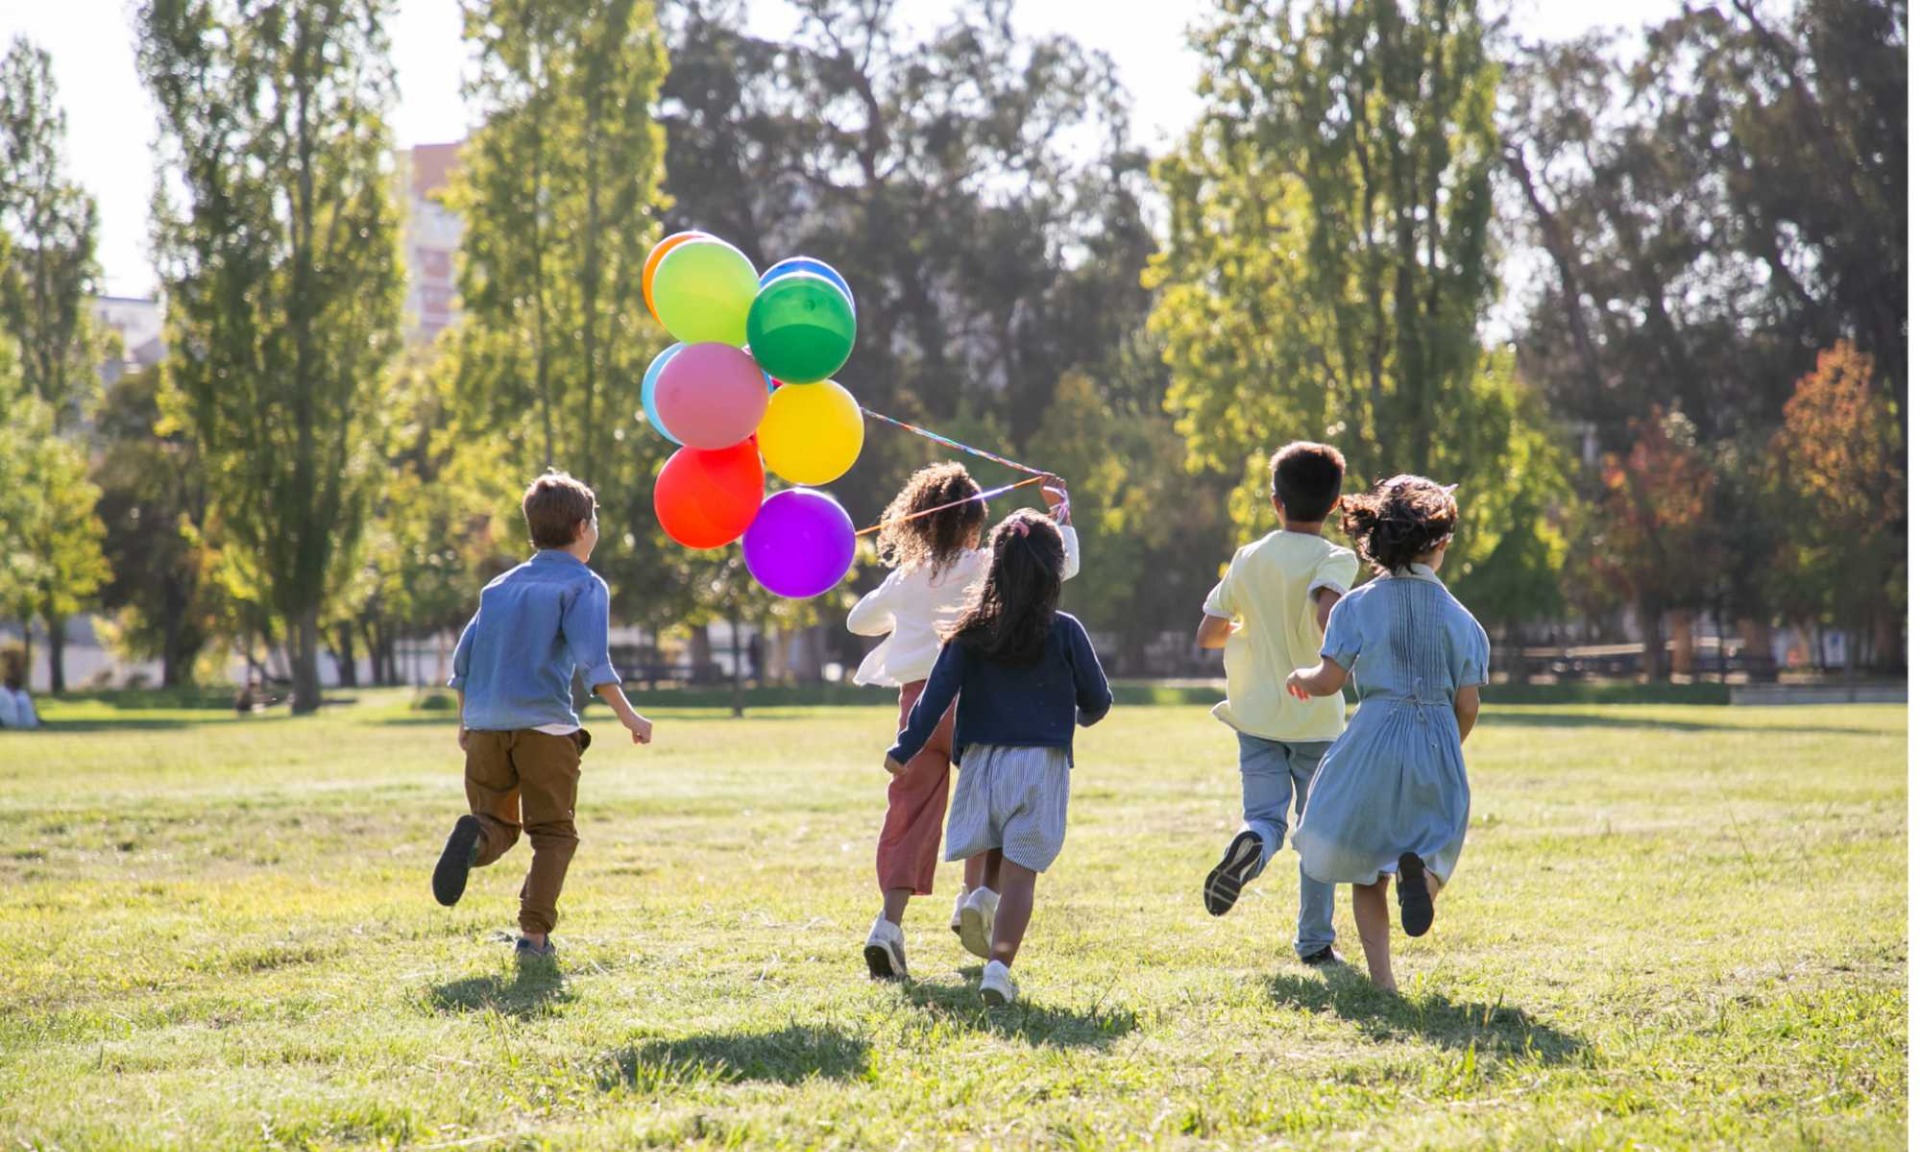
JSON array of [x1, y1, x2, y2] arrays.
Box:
[[1294, 564, 1490, 886]]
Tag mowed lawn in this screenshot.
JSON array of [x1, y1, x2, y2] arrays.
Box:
[[0, 692, 1905, 1150]]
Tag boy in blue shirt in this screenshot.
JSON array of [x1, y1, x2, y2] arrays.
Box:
[[432, 471, 653, 962]]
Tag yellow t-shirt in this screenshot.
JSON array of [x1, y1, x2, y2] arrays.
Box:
[[1203, 530, 1359, 742]]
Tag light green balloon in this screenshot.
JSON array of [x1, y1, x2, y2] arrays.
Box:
[[652, 238, 759, 346]]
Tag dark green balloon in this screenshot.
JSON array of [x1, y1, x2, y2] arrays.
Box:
[[746, 273, 857, 384]]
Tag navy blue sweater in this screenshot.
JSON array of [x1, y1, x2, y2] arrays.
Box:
[[888, 612, 1113, 765]]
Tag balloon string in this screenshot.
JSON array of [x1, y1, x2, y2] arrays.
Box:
[[858, 408, 1049, 476], [854, 476, 1047, 538]]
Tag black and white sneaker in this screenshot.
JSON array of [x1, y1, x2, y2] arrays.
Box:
[[1203, 829, 1264, 916], [1300, 946, 1345, 967], [864, 916, 908, 979], [1396, 852, 1434, 937], [432, 815, 484, 907]]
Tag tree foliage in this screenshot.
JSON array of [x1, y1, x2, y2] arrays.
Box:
[[138, 0, 405, 712], [0, 36, 101, 430]]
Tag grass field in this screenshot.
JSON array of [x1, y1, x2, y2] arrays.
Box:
[[0, 692, 1906, 1150]]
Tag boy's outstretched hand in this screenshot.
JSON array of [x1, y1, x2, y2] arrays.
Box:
[[620, 709, 654, 745]]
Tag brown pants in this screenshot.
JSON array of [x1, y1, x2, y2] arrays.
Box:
[[464, 728, 588, 936]]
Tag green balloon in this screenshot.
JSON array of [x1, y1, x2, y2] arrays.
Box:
[[653, 238, 759, 346], [746, 273, 857, 384]]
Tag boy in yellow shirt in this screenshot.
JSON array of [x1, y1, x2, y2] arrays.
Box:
[[1196, 442, 1357, 964]]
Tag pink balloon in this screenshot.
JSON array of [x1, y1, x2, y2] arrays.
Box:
[[652, 343, 771, 449]]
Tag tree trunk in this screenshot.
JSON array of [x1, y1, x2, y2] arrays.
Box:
[[729, 607, 745, 719], [289, 606, 323, 714], [47, 614, 66, 694], [689, 625, 713, 683], [1665, 608, 1695, 679], [332, 623, 359, 688], [1637, 600, 1664, 683]]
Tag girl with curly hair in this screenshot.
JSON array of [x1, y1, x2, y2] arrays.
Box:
[[886, 509, 1111, 1004], [849, 464, 1077, 980], [1283, 475, 1490, 991]]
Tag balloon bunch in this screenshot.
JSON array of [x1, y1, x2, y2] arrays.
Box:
[[640, 231, 865, 599]]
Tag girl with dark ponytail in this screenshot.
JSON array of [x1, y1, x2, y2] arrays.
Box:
[[1283, 475, 1490, 992]]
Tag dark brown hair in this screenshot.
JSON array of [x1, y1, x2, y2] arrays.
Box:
[[942, 508, 1065, 666], [875, 462, 988, 576], [522, 471, 597, 550], [1341, 474, 1458, 575], [1270, 441, 1347, 523]]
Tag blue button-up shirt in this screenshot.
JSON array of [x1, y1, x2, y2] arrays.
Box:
[[448, 550, 621, 731]]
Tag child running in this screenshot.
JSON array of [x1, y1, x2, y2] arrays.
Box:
[[1286, 476, 1489, 991], [849, 463, 1077, 979], [431, 472, 654, 963], [1196, 442, 1358, 966], [886, 509, 1111, 1004]]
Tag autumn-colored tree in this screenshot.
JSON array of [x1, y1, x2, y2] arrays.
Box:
[[1769, 341, 1904, 673], [1581, 408, 1718, 681]]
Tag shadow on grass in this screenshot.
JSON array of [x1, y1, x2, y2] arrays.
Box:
[[1268, 970, 1588, 1065], [34, 718, 198, 732], [896, 973, 1138, 1049], [1477, 712, 1890, 737], [426, 964, 573, 1019], [599, 1025, 869, 1088]]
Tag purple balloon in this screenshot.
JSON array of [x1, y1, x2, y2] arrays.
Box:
[[743, 489, 857, 599]]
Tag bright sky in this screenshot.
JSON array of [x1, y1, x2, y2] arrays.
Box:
[[4, 0, 1697, 298]]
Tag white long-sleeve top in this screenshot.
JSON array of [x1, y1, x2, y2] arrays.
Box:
[[847, 526, 1080, 688]]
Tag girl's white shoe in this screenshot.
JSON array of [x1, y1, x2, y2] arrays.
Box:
[[864, 915, 908, 979], [958, 887, 999, 960], [980, 959, 1017, 1005], [950, 887, 969, 936]]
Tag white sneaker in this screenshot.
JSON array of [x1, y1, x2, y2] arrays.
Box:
[[863, 916, 908, 979], [958, 887, 998, 960], [950, 887, 969, 936], [980, 959, 1017, 1006]]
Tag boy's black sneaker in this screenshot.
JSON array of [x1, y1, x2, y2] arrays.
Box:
[[1203, 830, 1264, 916], [1300, 946, 1344, 967], [432, 815, 485, 907], [1396, 851, 1434, 937]]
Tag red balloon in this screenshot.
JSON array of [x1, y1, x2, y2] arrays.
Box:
[[653, 440, 765, 549], [653, 342, 769, 449]]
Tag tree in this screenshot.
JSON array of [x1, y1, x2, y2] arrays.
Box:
[[91, 365, 223, 687], [138, 0, 405, 713], [443, 0, 675, 646], [1769, 341, 1904, 674], [0, 358, 109, 692], [0, 36, 102, 430], [1581, 408, 1719, 681]]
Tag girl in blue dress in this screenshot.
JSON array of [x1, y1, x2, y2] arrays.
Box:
[[1285, 476, 1489, 991]]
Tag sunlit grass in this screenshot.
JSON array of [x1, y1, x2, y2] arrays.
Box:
[[0, 692, 1905, 1149]]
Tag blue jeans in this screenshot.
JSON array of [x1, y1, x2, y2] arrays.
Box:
[[1237, 733, 1336, 958]]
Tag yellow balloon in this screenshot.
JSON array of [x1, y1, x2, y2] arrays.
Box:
[[758, 380, 864, 485]]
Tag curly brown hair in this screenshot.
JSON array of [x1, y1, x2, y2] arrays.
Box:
[[875, 462, 987, 576], [1341, 475, 1459, 575], [942, 508, 1066, 667]]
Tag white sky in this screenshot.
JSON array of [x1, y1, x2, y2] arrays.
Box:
[[5, 0, 1697, 297]]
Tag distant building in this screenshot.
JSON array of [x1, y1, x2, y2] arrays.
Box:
[[397, 141, 464, 343], [93, 294, 165, 385]]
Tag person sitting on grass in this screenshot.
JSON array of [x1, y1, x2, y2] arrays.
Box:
[[431, 470, 654, 964], [0, 674, 33, 730], [886, 508, 1111, 1006], [1285, 476, 1489, 992]]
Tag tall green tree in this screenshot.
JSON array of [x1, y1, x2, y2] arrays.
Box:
[[445, 0, 672, 637], [1151, 0, 1562, 626], [0, 347, 108, 691], [0, 35, 102, 430], [138, 0, 405, 713], [91, 365, 222, 687]]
